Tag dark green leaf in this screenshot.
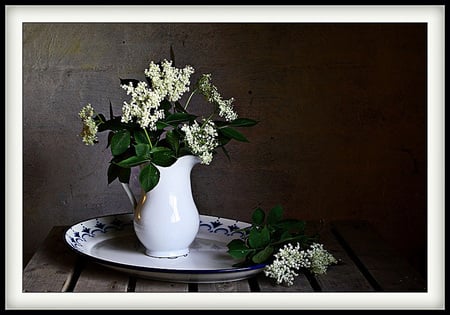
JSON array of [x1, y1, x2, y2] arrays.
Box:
[[111, 130, 131, 156], [115, 155, 150, 168], [217, 134, 232, 146], [134, 143, 151, 157], [118, 166, 131, 183], [219, 127, 249, 142], [156, 121, 171, 130], [164, 112, 197, 125], [174, 101, 188, 113], [267, 204, 284, 225], [248, 226, 270, 249], [170, 45, 175, 66], [97, 117, 124, 132], [252, 246, 274, 264], [229, 118, 259, 127], [279, 230, 292, 242], [109, 101, 114, 119], [227, 239, 254, 259], [134, 129, 149, 144], [273, 219, 306, 233], [251, 207, 265, 225], [221, 146, 231, 161], [107, 163, 119, 185], [150, 147, 176, 167], [106, 131, 114, 148], [120, 78, 140, 87], [96, 113, 106, 123], [165, 130, 180, 155], [139, 163, 160, 192], [160, 99, 172, 111]]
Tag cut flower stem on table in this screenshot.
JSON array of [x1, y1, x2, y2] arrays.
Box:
[[227, 205, 338, 286]]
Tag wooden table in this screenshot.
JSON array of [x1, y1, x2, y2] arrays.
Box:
[[23, 220, 426, 293]]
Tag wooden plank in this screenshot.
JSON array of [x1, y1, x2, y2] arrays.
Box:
[[331, 220, 427, 292], [73, 261, 130, 292], [23, 226, 78, 292], [256, 271, 315, 292], [134, 278, 189, 292], [313, 225, 375, 292], [197, 279, 251, 292]]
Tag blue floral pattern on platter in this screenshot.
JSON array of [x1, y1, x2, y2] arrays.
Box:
[[67, 216, 133, 249], [66, 213, 250, 250]]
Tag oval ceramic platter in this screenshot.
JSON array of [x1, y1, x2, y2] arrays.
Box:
[[64, 213, 265, 283]]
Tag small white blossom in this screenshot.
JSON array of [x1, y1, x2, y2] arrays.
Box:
[[197, 74, 238, 122], [264, 242, 337, 286], [181, 119, 219, 165], [79, 104, 98, 145]]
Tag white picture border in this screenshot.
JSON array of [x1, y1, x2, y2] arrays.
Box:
[[5, 5, 445, 310]]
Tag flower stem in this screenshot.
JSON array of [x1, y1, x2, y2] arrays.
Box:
[[184, 88, 198, 110], [143, 128, 153, 149]]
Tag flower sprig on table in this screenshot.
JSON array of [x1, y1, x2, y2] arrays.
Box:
[[78, 59, 257, 192], [227, 205, 338, 286]]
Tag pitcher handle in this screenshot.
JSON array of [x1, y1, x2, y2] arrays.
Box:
[[121, 182, 137, 209]]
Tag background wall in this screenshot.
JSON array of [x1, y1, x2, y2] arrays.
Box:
[[23, 23, 427, 277]]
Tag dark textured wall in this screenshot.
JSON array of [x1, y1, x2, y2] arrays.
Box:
[[23, 23, 427, 276]]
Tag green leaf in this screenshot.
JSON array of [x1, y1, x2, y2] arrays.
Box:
[[115, 155, 150, 168], [97, 117, 123, 132], [160, 99, 172, 111], [267, 204, 284, 225], [164, 112, 197, 125], [174, 101, 188, 113], [111, 130, 131, 156], [252, 246, 274, 264], [106, 131, 114, 148], [109, 101, 114, 119], [139, 163, 160, 192], [251, 207, 265, 225], [107, 163, 119, 185], [273, 219, 306, 233], [134, 129, 148, 144], [248, 226, 270, 249], [279, 230, 292, 242], [221, 146, 231, 161], [118, 166, 131, 183], [219, 127, 249, 142], [119, 78, 140, 87], [229, 118, 259, 127], [150, 147, 176, 167], [227, 239, 254, 259], [165, 130, 180, 155], [134, 143, 151, 157], [170, 45, 176, 66]]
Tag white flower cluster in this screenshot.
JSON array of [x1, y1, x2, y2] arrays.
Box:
[[264, 242, 337, 286], [197, 74, 238, 122], [121, 60, 194, 130], [144, 59, 195, 102], [121, 81, 165, 130], [79, 104, 98, 145], [307, 243, 338, 275], [181, 119, 218, 165]]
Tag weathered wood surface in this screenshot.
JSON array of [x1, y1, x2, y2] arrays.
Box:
[[22, 226, 78, 292], [197, 279, 251, 292], [22, 221, 426, 292], [331, 221, 427, 292]]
